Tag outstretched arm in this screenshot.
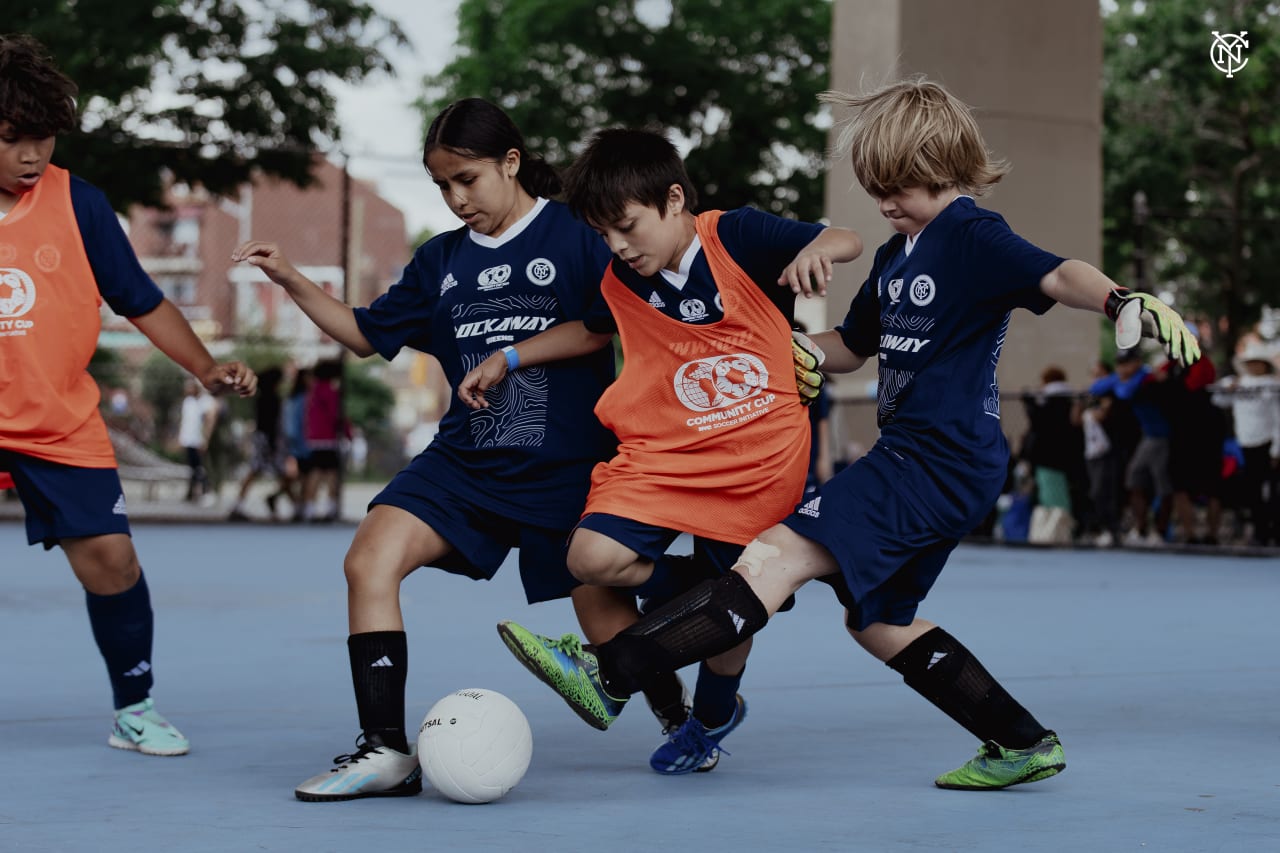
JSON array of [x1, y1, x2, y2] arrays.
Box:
[[130, 299, 257, 396], [1040, 259, 1200, 366], [232, 240, 375, 357], [458, 321, 613, 409]]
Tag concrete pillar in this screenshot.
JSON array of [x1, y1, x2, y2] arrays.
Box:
[[818, 0, 1103, 458]]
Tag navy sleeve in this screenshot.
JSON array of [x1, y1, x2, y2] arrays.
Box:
[[560, 230, 613, 322], [718, 208, 824, 325], [836, 279, 882, 358], [718, 208, 826, 285], [582, 288, 617, 335], [962, 214, 1063, 316], [835, 239, 897, 358], [353, 242, 442, 361], [70, 177, 164, 318]]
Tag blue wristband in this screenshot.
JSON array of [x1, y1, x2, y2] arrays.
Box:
[[501, 345, 520, 371]]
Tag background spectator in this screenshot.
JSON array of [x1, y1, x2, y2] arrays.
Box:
[[1020, 366, 1082, 543], [1215, 343, 1280, 545], [1166, 344, 1225, 544], [177, 379, 217, 503]]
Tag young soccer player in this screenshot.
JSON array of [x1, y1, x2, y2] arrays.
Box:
[[496, 78, 1201, 789], [233, 99, 704, 801], [459, 128, 863, 773], [0, 34, 257, 756]]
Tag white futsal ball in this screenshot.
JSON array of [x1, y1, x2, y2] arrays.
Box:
[[417, 688, 533, 804]]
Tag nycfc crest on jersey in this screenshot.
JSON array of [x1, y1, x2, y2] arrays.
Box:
[[526, 257, 556, 285]]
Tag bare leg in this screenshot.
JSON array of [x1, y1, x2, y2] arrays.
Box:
[[345, 505, 451, 633]]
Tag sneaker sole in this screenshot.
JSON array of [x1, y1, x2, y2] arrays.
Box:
[[497, 622, 612, 731], [295, 778, 423, 802], [108, 734, 189, 756], [934, 761, 1065, 791]]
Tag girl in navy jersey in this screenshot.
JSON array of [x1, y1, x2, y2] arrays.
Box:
[[495, 77, 1202, 791], [234, 98, 690, 801]]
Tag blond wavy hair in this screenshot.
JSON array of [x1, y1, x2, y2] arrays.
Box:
[[822, 76, 1009, 197]]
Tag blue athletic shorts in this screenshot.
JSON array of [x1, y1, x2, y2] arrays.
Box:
[[371, 464, 579, 605], [0, 450, 131, 549], [785, 444, 965, 631], [574, 513, 744, 574]]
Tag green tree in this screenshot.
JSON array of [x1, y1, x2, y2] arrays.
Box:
[[12, 0, 406, 210], [1103, 1, 1280, 357], [88, 345, 126, 390], [343, 358, 397, 477], [139, 350, 187, 449], [421, 0, 832, 220]]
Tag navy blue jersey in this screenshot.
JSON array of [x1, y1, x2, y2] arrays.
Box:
[[353, 199, 618, 529], [69, 177, 165, 318], [837, 197, 1063, 529], [583, 207, 823, 332]]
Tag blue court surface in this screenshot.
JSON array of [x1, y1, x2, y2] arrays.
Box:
[[2, 521, 1277, 853]]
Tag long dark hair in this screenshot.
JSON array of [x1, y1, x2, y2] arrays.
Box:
[[424, 98, 560, 198]]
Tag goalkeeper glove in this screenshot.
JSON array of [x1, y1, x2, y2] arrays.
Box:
[[1104, 288, 1201, 367], [792, 330, 826, 405]]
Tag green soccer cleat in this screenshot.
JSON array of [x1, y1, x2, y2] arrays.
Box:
[[108, 698, 190, 756], [497, 621, 627, 730], [934, 732, 1065, 790]]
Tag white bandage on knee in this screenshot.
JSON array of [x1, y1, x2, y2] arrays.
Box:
[[735, 539, 781, 577]]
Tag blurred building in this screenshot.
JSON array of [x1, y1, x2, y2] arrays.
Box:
[[105, 157, 453, 440], [118, 158, 406, 361]]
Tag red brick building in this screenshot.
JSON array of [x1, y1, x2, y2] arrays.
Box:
[[122, 158, 410, 363]]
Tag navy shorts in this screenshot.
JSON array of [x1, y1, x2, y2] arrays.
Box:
[[575, 513, 744, 575], [0, 450, 131, 549], [784, 445, 962, 631], [371, 464, 579, 605]]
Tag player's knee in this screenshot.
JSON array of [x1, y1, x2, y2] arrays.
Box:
[[342, 546, 401, 591], [65, 534, 140, 594], [565, 540, 627, 586]]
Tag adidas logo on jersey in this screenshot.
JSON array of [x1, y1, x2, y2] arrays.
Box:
[[112, 494, 128, 516], [648, 291, 666, 309], [122, 660, 151, 677], [440, 273, 458, 294], [797, 497, 821, 518]]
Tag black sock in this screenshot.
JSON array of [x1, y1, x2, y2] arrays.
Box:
[[692, 662, 744, 730], [348, 631, 409, 752], [640, 670, 689, 729], [635, 552, 725, 612], [885, 627, 1049, 749], [597, 573, 768, 698], [85, 571, 154, 709]]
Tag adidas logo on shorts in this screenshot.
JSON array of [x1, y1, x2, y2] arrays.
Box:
[[797, 497, 821, 518], [112, 494, 128, 516]]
